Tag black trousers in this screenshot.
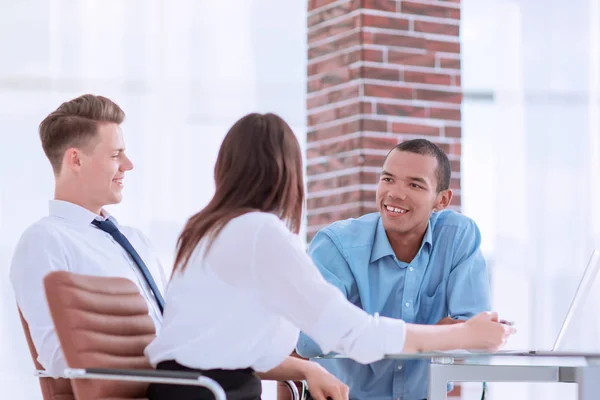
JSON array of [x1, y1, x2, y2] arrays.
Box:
[[148, 360, 262, 400]]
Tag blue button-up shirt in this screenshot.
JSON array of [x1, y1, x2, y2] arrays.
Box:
[[296, 210, 491, 400]]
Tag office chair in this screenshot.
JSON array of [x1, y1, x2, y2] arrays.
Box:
[[43, 270, 299, 400], [17, 307, 75, 400]]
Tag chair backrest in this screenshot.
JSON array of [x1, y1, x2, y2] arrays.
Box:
[[44, 271, 157, 400], [17, 308, 75, 400]]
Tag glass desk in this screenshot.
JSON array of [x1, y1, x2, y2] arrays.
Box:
[[384, 351, 600, 400]]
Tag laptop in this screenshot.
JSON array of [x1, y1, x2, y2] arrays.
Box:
[[494, 249, 600, 355], [549, 249, 600, 351], [425, 249, 600, 357], [521, 248, 600, 353]]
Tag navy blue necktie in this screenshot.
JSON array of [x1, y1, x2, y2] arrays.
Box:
[[92, 218, 165, 313]]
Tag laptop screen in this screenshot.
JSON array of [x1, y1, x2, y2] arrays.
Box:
[[552, 249, 600, 350]]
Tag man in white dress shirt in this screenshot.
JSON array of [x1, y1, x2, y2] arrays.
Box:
[[10, 94, 166, 378]]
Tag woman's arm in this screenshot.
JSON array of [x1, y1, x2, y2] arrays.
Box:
[[255, 356, 311, 381], [403, 311, 515, 353], [257, 357, 349, 400], [212, 216, 515, 364]]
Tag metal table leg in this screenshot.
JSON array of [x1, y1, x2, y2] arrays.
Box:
[[428, 364, 560, 400], [574, 366, 600, 400]]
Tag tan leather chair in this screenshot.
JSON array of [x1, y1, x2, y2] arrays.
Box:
[[43, 271, 299, 400], [17, 308, 74, 400]]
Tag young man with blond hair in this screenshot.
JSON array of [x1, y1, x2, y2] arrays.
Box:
[[10, 94, 166, 377]]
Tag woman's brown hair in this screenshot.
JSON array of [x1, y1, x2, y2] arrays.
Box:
[[173, 113, 305, 272]]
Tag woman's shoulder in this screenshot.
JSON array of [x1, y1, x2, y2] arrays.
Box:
[[228, 211, 284, 230]]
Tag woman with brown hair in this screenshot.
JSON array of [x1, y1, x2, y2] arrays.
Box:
[[144, 113, 515, 400]]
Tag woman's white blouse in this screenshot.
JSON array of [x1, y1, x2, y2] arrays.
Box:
[[144, 212, 406, 372]]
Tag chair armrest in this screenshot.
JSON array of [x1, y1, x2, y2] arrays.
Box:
[[35, 369, 300, 400], [63, 368, 226, 400], [279, 379, 300, 400]]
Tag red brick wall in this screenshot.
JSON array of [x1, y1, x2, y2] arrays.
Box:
[[306, 0, 463, 242]]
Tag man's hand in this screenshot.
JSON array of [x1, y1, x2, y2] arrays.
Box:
[[436, 316, 465, 325]]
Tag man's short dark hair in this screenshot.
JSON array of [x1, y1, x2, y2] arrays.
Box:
[[390, 139, 451, 192]]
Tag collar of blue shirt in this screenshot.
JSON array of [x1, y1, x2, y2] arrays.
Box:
[[369, 214, 433, 263]]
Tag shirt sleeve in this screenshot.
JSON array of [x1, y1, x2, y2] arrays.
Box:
[[209, 215, 406, 365], [296, 229, 355, 358], [446, 219, 492, 320], [9, 226, 69, 377]]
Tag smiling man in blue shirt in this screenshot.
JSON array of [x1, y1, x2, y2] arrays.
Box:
[[296, 139, 491, 400]]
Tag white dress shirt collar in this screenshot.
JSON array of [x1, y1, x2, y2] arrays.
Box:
[[49, 199, 117, 226]]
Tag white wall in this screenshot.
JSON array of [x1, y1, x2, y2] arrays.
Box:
[[0, 1, 307, 399]]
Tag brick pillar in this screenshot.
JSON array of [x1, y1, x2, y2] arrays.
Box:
[[299, 1, 463, 398], [306, 0, 462, 242]]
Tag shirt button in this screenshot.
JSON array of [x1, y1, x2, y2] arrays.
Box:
[[405, 302, 410, 308], [397, 365, 403, 370], [409, 267, 414, 272]]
